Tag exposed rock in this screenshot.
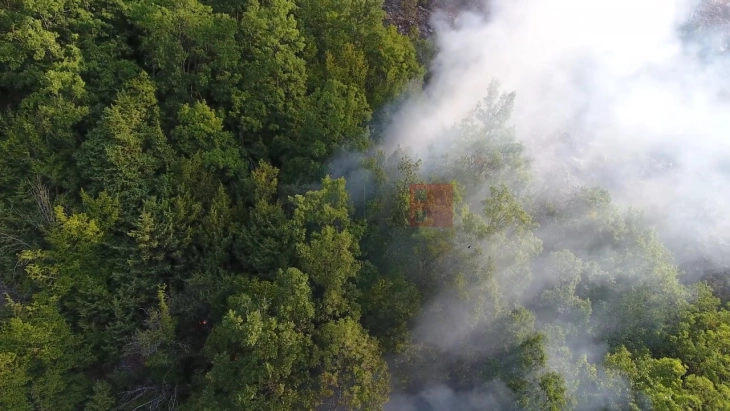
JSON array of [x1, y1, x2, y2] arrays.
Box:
[[684, 0, 730, 53], [382, 0, 435, 37], [382, 0, 488, 38], [690, 0, 730, 28]]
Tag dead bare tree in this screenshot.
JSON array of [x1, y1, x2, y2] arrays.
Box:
[[31, 175, 56, 227], [115, 382, 179, 411]]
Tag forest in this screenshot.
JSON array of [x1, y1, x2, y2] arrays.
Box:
[[1, 0, 730, 410]]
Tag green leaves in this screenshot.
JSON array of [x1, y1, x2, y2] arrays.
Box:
[[20, 206, 105, 298], [193, 167, 392, 409], [6, 0, 726, 409], [668, 284, 730, 387], [602, 284, 730, 410], [298, 225, 360, 319], [314, 318, 390, 409], [292, 176, 354, 231], [358, 268, 421, 353], [483, 184, 535, 236], [0, 299, 91, 411], [76, 73, 172, 211], [295, 0, 422, 108], [195, 270, 315, 410], [0, 0, 427, 407], [129, 0, 238, 103]]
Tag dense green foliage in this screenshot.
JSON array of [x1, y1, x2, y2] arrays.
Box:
[[0, 0, 728, 410]]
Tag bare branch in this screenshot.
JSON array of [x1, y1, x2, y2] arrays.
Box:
[[31, 175, 56, 227], [116, 382, 180, 411], [0, 231, 32, 249]]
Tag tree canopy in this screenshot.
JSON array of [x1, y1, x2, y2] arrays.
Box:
[[0, 0, 727, 410]]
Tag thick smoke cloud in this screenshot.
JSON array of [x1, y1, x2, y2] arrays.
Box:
[[385, 0, 730, 268], [378, 0, 730, 408], [386, 382, 514, 411]]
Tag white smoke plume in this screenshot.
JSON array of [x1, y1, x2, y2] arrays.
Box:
[[384, 0, 730, 267], [377, 0, 730, 408]]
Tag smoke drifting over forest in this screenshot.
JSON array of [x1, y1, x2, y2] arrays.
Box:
[[379, 0, 730, 409], [387, 0, 730, 266], [5, 0, 730, 407]]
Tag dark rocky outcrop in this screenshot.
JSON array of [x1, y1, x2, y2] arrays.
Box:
[[382, 0, 489, 37]]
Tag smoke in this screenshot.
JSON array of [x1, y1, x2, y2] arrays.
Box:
[[375, 0, 730, 408], [386, 382, 514, 411], [385, 0, 730, 267]]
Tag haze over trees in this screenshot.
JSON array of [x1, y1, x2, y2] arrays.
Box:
[[1, 0, 729, 410]]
